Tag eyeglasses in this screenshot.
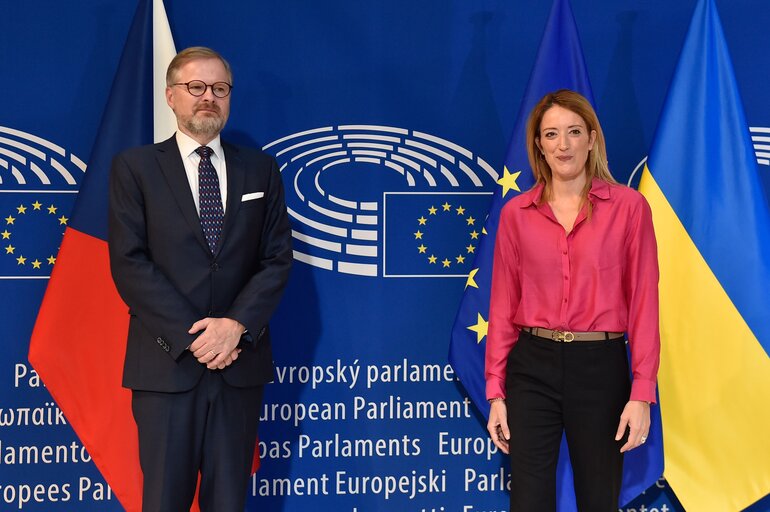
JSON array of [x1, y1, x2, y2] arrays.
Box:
[[172, 80, 232, 98]]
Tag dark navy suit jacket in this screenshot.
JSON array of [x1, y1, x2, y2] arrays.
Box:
[[108, 135, 292, 392]]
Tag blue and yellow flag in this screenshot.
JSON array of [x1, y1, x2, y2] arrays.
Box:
[[449, 0, 663, 508], [639, 0, 770, 509]]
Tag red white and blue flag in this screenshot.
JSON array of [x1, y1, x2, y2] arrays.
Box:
[[29, 1, 177, 510]]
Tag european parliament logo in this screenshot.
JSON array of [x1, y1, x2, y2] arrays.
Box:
[[264, 125, 497, 278], [0, 127, 83, 279], [383, 192, 491, 277], [750, 127, 770, 167]]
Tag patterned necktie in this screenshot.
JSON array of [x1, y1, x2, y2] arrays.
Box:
[[195, 146, 224, 253]]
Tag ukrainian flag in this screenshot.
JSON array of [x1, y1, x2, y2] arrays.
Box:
[[638, 0, 770, 509]]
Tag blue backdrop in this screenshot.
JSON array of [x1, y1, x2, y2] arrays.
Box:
[[1, 1, 768, 510]]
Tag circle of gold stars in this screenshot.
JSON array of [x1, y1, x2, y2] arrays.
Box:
[[415, 201, 479, 269], [3, 200, 65, 271]]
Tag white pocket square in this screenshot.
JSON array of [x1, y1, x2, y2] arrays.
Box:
[[241, 192, 265, 202]]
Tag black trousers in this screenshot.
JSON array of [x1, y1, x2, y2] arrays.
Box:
[[506, 330, 629, 512], [132, 371, 264, 512]]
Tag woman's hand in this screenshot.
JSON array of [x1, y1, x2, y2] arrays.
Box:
[[615, 400, 651, 453], [487, 400, 510, 454]]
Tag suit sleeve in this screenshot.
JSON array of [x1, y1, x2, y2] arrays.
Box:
[[225, 157, 293, 339], [108, 151, 200, 360]]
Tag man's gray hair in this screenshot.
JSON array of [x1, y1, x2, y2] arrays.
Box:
[[166, 46, 233, 85]]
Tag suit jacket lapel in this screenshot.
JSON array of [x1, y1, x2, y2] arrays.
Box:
[[219, 141, 245, 257], [155, 136, 210, 254]]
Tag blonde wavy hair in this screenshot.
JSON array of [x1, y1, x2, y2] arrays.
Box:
[[526, 89, 616, 204]]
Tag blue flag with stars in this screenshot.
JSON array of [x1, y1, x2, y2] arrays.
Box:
[[383, 192, 492, 277], [448, 0, 664, 508]]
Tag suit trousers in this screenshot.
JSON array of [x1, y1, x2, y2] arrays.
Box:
[[132, 370, 264, 512], [505, 330, 630, 512]]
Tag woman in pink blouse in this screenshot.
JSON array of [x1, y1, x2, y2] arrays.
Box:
[[485, 89, 660, 511]]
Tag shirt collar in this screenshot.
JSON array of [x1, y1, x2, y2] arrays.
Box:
[[587, 177, 611, 202], [519, 177, 611, 208], [175, 131, 223, 161], [519, 182, 545, 208]]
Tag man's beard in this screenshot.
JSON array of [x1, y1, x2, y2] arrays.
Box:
[[180, 105, 227, 138]]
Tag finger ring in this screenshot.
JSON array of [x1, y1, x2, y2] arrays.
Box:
[[640, 436, 647, 443]]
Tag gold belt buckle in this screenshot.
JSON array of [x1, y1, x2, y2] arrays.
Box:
[[552, 330, 575, 342]]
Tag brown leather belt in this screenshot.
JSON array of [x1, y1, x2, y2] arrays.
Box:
[[522, 326, 624, 342]]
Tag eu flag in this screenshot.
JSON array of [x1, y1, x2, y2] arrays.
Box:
[[384, 192, 492, 277], [449, 0, 664, 508], [639, 0, 770, 509]]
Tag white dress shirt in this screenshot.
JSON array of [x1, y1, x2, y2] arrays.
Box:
[[175, 131, 228, 214]]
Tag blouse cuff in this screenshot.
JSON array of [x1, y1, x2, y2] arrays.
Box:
[[630, 378, 658, 404], [485, 377, 506, 401]]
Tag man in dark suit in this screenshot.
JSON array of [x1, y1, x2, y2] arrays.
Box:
[[108, 47, 292, 512]]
